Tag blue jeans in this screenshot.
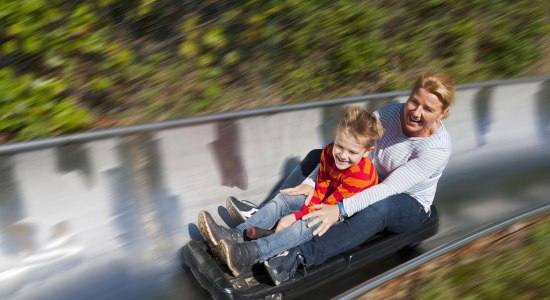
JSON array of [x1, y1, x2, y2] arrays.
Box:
[[298, 193, 429, 267], [236, 193, 320, 262]]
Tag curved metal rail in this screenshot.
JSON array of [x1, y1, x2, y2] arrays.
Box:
[[1, 75, 549, 299]]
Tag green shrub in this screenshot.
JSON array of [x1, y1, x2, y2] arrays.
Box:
[[0, 0, 548, 140], [0, 68, 91, 140]]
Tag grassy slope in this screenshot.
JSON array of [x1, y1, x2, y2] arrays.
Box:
[[360, 213, 550, 300]]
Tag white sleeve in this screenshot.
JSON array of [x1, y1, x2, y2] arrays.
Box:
[[302, 163, 320, 188], [343, 147, 449, 216]]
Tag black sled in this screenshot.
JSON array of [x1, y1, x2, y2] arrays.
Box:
[[181, 205, 439, 300]]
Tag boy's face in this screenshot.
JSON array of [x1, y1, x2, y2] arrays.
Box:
[[332, 128, 372, 170]]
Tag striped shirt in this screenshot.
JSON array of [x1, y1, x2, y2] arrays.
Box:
[[304, 103, 452, 216], [295, 143, 378, 219]]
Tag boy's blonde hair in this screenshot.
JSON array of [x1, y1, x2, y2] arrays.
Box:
[[337, 106, 384, 148]]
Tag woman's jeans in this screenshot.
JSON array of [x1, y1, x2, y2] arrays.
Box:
[[269, 149, 430, 267], [299, 193, 429, 267], [235, 193, 320, 262]]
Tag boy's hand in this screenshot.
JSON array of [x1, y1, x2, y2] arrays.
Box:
[[281, 184, 314, 205], [302, 204, 339, 236], [275, 214, 297, 233]]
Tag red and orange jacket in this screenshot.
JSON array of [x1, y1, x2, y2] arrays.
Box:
[[294, 143, 378, 220]]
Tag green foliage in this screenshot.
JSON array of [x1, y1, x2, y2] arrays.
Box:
[[417, 217, 550, 300], [0, 0, 548, 140], [0, 68, 91, 140]]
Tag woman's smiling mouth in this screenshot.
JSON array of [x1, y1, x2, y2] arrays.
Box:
[[408, 114, 422, 126]]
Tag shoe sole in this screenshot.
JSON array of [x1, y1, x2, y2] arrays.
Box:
[[219, 240, 242, 277], [225, 197, 246, 224], [198, 211, 220, 247]]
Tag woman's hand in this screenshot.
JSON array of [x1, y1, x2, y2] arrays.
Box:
[[281, 184, 315, 205], [275, 214, 297, 233], [302, 204, 340, 236]]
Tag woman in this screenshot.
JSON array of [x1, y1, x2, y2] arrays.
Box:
[[228, 73, 456, 284]]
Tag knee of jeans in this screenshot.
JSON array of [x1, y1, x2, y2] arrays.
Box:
[[371, 201, 391, 216], [271, 193, 290, 209], [352, 205, 386, 227], [305, 218, 321, 231]]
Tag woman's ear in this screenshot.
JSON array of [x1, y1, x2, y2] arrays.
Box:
[[441, 107, 450, 120]]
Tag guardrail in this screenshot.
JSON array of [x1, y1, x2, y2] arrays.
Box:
[[1, 75, 549, 155]]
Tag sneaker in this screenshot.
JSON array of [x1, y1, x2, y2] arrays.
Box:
[[264, 248, 306, 285], [226, 196, 259, 223], [198, 210, 244, 249], [245, 226, 275, 240], [219, 239, 259, 277]]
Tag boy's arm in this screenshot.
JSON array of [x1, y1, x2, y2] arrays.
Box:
[[324, 160, 378, 206], [294, 194, 320, 219]]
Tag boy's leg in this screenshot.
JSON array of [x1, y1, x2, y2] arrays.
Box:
[[217, 203, 314, 277], [227, 149, 322, 222], [255, 218, 319, 262], [198, 210, 245, 249], [218, 150, 322, 275], [298, 194, 429, 267], [236, 193, 305, 232], [245, 226, 274, 240]]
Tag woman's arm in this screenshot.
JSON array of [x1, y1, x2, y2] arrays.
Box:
[[343, 147, 449, 216], [302, 166, 377, 236], [302, 147, 449, 236], [302, 163, 320, 189]]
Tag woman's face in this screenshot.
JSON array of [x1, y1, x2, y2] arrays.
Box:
[[401, 88, 447, 137]]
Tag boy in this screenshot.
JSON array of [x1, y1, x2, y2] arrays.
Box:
[[197, 105, 384, 277]]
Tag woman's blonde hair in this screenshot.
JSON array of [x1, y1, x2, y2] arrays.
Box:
[[412, 73, 456, 118], [337, 105, 384, 148]]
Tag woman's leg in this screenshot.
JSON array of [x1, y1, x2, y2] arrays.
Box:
[[265, 149, 322, 199], [236, 193, 305, 232], [298, 194, 429, 267]]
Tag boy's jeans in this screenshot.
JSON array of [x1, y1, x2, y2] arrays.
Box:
[[236, 193, 319, 262], [298, 193, 429, 267]]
